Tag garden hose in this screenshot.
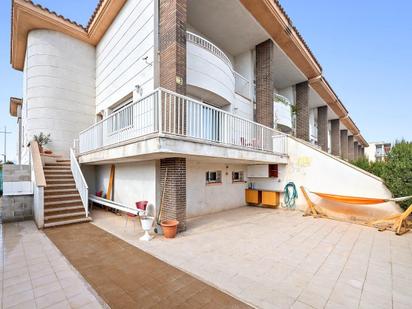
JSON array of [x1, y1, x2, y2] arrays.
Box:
[[283, 182, 298, 209]]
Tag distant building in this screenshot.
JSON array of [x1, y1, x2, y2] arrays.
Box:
[[365, 142, 392, 162]]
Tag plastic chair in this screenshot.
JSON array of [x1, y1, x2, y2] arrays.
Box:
[[125, 201, 148, 230]]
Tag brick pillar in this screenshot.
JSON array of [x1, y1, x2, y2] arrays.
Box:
[[340, 130, 348, 160], [159, 0, 187, 94], [160, 158, 186, 231], [296, 81, 310, 141], [330, 119, 341, 156], [354, 141, 359, 160], [159, 0, 187, 231], [361, 146, 365, 158], [348, 135, 354, 161], [358, 145, 363, 158], [317, 106, 328, 152], [255, 40, 274, 128]]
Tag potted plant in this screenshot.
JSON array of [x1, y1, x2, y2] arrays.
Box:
[[33, 132, 51, 153]]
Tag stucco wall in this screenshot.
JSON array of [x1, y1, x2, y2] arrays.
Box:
[[253, 137, 398, 213], [24, 30, 96, 157], [94, 161, 157, 209], [96, 0, 155, 111], [186, 161, 247, 218]]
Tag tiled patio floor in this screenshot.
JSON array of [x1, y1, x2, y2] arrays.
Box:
[[44, 223, 250, 309], [92, 206, 412, 309], [1, 221, 104, 309]]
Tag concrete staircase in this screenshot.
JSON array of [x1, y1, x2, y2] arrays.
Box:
[[43, 159, 91, 228]]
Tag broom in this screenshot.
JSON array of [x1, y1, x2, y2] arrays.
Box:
[[154, 168, 168, 234]]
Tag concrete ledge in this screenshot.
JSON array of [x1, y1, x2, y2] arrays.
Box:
[[79, 135, 288, 165]]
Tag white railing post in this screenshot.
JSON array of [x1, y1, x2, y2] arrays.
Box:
[[70, 148, 89, 217], [158, 89, 163, 134]]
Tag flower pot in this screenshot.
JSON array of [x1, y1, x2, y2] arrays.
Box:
[[38, 145, 44, 153], [160, 219, 179, 239]]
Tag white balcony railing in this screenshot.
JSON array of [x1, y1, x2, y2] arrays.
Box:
[[186, 31, 253, 101], [79, 88, 288, 156]]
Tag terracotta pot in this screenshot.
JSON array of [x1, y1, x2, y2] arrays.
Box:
[[160, 219, 179, 239]]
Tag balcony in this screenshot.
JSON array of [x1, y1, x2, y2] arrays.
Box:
[[78, 89, 287, 162], [186, 31, 252, 106]]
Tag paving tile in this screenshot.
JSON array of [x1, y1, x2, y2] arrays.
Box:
[[35, 289, 66, 309], [3, 289, 35, 308]]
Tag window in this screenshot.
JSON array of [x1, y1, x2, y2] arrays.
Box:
[[232, 171, 244, 183], [268, 164, 278, 178], [206, 171, 222, 184]]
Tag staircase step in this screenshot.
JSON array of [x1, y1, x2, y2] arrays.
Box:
[[45, 184, 76, 190], [45, 199, 82, 207], [45, 211, 86, 220], [44, 170, 72, 175], [45, 194, 80, 203], [45, 163, 70, 167], [44, 189, 78, 196], [44, 166, 70, 170], [44, 174, 73, 180], [46, 180, 75, 185], [45, 205, 85, 213], [44, 217, 92, 228], [56, 159, 70, 163]]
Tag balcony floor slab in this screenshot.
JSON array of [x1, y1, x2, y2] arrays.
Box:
[[78, 135, 288, 165]]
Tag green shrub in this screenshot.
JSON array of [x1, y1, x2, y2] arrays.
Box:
[[350, 158, 386, 178], [382, 141, 412, 210]]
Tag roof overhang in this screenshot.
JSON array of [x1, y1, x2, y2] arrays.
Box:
[[11, 0, 126, 71], [9, 97, 22, 117], [239, 0, 322, 79]]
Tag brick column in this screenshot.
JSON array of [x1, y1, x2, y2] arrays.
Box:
[[354, 141, 359, 160], [358, 145, 363, 158], [330, 119, 341, 156], [160, 158, 187, 231], [340, 130, 348, 160], [255, 40, 274, 128], [361, 146, 365, 158], [296, 81, 310, 141], [317, 106, 328, 152], [159, 0, 187, 231], [159, 0, 187, 94], [348, 135, 354, 161]]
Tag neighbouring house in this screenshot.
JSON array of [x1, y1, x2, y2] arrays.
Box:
[[365, 142, 392, 162], [8, 0, 397, 229]]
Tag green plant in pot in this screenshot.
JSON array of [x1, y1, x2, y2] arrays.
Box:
[[33, 132, 51, 153]]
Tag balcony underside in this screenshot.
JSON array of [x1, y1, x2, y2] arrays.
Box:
[[78, 134, 288, 165]]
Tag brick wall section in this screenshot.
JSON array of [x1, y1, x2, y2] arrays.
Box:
[[340, 130, 348, 160], [358, 145, 363, 158], [354, 141, 359, 160], [255, 40, 274, 128], [159, 0, 187, 94], [348, 135, 354, 161], [296, 81, 310, 141], [159, 0, 187, 231], [160, 158, 187, 231], [330, 119, 341, 156], [317, 106, 328, 151]]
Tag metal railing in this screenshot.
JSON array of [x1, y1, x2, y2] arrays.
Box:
[[70, 148, 88, 217], [186, 31, 253, 101], [79, 88, 287, 156]]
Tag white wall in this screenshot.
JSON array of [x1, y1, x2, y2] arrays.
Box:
[[187, 160, 247, 217], [24, 30, 96, 158], [282, 137, 397, 212], [96, 0, 155, 112], [94, 161, 157, 209], [365, 144, 377, 162]]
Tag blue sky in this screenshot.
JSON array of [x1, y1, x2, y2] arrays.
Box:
[[1, 1, 411, 162]]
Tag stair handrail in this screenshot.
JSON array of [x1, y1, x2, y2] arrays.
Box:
[[70, 148, 89, 217], [30, 140, 46, 228]]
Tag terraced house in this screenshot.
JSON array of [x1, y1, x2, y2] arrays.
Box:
[[9, 0, 395, 229]]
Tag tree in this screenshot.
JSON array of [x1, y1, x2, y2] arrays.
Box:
[[382, 141, 412, 210]]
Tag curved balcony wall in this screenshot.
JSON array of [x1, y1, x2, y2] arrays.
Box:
[[186, 32, 235, 107], [274, 94, 293, 132]]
